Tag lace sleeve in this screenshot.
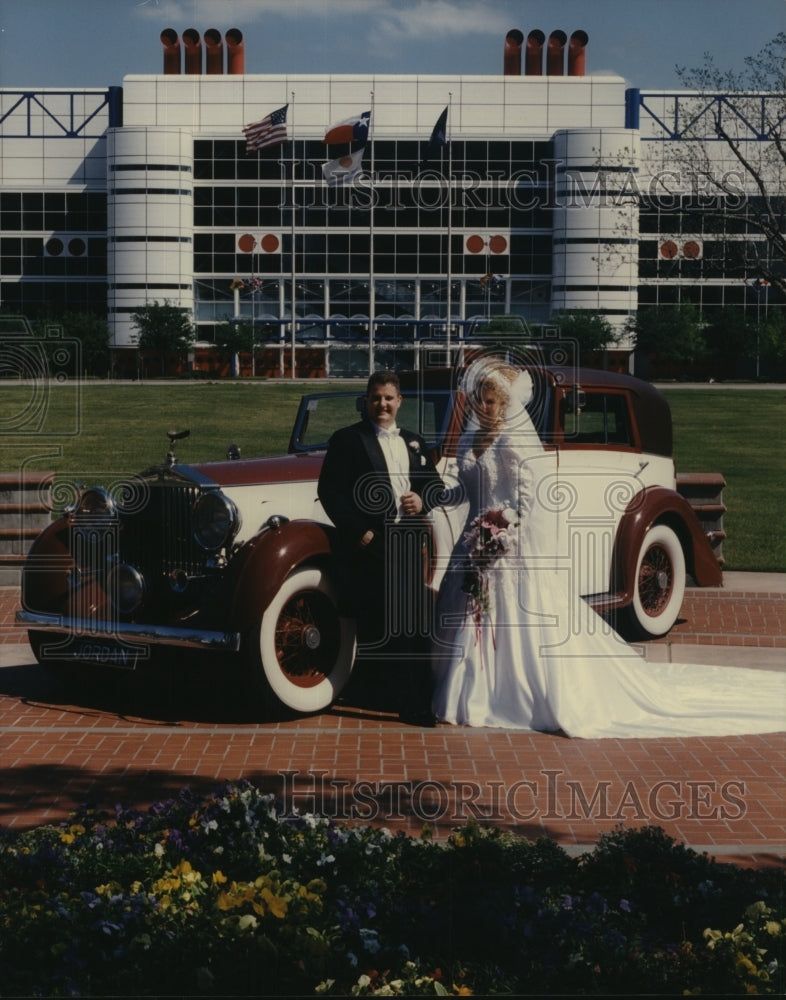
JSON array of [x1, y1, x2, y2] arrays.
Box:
[[497, 434, 536, 523]]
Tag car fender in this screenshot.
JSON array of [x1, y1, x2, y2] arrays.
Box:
[[229, 518, 337, 631], [611, 486, 722, 602], [20, 517, 74, 613]]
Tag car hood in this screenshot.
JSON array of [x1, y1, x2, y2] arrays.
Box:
[[190, 452, 325, 488]]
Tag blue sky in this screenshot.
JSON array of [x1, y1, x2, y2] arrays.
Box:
[[0, 0, 782, 89]]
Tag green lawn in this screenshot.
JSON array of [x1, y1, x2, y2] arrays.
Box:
[[660, 389, 785, 573], [1, 381, 783, 572]]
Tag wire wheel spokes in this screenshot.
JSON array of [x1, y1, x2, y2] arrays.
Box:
[[637, 543, 674, 617], [275, 588, 341, 687]]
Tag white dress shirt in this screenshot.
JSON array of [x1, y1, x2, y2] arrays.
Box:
[[375, 424, 411, 521]]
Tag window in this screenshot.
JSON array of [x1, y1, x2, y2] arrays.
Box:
[[561, 392, 633, 446]]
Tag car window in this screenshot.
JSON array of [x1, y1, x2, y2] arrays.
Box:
[[297, 394, 365, 449], [398, 392, 452, 445], [562, 392, 633, 445], [292, 390, 453, 452]]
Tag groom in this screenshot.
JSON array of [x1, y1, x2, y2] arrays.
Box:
[[318, 371, 444, 725]]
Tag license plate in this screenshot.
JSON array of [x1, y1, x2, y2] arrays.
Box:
[[68, 638, 143, 671]]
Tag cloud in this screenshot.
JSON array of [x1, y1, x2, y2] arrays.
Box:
[[134, 0, 377, 23], [374, 0, 511, 44]]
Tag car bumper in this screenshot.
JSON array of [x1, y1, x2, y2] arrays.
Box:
[[16, 610, 241, 653]]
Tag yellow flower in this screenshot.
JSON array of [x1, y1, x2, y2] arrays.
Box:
[[212, 870, 227, 886], [216, 890, 236, 912], [735, 953, 757, 975], [260, 886, 288, 919]]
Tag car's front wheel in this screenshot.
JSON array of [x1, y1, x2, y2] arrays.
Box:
[[622, 523, 686, 640], [246, 566, 356, 716]]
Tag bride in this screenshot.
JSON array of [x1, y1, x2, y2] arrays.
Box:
[[431, 357, 785, 738]]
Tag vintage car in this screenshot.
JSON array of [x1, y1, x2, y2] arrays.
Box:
[[18, 364, 725, 716]]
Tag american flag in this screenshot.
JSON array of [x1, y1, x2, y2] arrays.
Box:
[[242, 105, 288, 152]]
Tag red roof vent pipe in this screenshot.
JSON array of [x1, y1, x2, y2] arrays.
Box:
[[568, 30, 588, 76], [503, 29, 524, 75], [226, 28, 244, 74], [204, 29, 223, 74], [160, 29, 181, 74], [547, 30, 567, 75], [525, 29, 545, 75], [183, 28, 202, 74]]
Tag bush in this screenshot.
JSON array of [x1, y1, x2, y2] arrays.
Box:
[[0, 782, 782, 996]]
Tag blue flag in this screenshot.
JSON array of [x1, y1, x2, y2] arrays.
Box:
[[421, 106, 448, 167]]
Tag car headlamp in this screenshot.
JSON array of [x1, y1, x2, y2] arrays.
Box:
[[73, 486, 117, 518], [192, 491, 240, 551], [107, 563, 146, 616]]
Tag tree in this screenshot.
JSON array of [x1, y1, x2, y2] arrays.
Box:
[[34, 312, 111, 377], [628, 304, 707, 373], [548, 310, 619, 357], [215, 318, 254, 377], [759, 310, 786, 377], [131, 301, 195, 376], [702, 307, 757, 376], [663, 33, 786, 295]]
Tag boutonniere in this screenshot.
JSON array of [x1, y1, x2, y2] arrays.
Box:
[[408, 440, 427, 466]]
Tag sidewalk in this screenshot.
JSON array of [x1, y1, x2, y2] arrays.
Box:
[[1, 578, 784, 868]]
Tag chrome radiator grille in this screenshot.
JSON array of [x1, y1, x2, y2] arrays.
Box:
[[118, 482, 207, 581], [159, 483, 204, 576]]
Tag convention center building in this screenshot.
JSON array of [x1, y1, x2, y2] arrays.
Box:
[[0, 27, 781, 377]]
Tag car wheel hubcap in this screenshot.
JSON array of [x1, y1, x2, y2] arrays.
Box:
[[303, 625, 321, 650]]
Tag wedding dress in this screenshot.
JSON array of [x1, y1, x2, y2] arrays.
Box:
[[431, 372, 785, 739]]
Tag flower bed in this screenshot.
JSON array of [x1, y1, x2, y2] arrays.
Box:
[[0, 781, 782, 996]]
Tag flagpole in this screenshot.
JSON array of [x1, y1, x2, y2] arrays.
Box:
[[368, 91, 375, 376], [446, 92, 453, 366], [288, 92, 297, 378]]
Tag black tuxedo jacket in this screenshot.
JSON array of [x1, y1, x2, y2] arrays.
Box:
[[317, 420, 444, 552]]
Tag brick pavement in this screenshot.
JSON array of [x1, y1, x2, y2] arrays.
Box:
[[1, 583, 784, 869]]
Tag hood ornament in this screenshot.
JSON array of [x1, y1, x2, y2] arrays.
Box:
[[165, 428, 190, 466]]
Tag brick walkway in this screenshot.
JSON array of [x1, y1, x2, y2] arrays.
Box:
[[1, 583, 784, 869]]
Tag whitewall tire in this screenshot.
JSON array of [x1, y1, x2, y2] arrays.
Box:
[[250, 566, 356, 715], [625, 523, 686, 640]]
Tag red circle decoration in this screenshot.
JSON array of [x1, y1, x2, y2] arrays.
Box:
[[682, 240, 701, 259], [659, 240, 679, 260], [260, 233, 280, 254], [237, 233, 256, 253], [466, 235, 485, 254], [489, 234, 508, 254]]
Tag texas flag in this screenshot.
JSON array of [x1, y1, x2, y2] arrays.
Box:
[[322, 148, 365, 186], [323, 110, 371, 144]]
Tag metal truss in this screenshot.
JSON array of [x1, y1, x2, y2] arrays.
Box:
[[0, 90, 111, 139], [631, 89, 785, 142]]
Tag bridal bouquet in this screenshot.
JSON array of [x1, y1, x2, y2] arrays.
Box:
[[461, 505, 518, 618]]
